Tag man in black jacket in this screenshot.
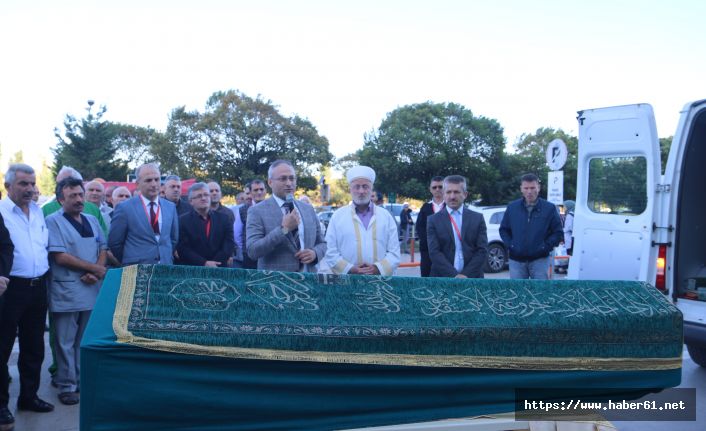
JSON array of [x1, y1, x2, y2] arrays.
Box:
[[415, 176, 445, 277], [177, 183, 234, 268], [499, 173, 563, 279], [0, 214, 12, 297]]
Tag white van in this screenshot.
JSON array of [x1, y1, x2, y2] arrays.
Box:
[[568, 100, 706, 367]]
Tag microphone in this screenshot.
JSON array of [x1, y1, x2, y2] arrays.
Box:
[[284, 194, 295, 212]]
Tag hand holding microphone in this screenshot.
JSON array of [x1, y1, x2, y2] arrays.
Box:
[[282, 194, 300, 232]]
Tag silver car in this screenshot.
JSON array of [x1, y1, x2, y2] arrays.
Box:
[[468, 205, 508, 273]]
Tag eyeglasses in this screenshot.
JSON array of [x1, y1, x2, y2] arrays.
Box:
[[191, 193, 209, 200], [274, 176, 296, 183], [431, 186, 443, 190]]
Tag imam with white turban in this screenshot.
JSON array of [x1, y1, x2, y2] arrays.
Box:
[[325, 166, 400, 276]]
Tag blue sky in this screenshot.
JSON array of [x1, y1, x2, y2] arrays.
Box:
[[1, 0, 705, 172]]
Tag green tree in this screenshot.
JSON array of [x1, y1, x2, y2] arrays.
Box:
[[37, 159, 56, 196], [659, 136, 672, 173], [111, 123, 170, 177], [163, 90, 334, 194], [53, 101, 129, 180], [509, 128, 578, 202], [354, 102, 506, 203], [8, 150, 24, 165]]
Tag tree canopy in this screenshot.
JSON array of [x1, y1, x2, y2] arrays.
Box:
[[53, 101, 129, 181], [161, 90, 334, 194], [354, 102, 506, 202], [506, 128, 578, 202]]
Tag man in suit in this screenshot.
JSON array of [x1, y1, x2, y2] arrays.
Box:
[[234, 180, 266, 269], [427, 175, 487, 278], [108, 163, 179, 265], [246, 160, 326, 272], [162, 175, 192, 217], [177, 182, 235, 267], [416, 176, 445, 277]]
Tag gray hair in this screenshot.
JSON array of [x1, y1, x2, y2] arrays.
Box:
[[443, 175, 467, 193], [163, 174, 181, 184], [135, 162, 160, 180], [267, 160, 295, 179], [4, 163, 35, 185], [56, 166, 82, 182], [112, 186, 131, 200], [85, 180, 104, 191], [188, 182, 209, 199]]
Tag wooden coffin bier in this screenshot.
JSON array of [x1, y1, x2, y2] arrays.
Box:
[[80, 265, 682, 431]]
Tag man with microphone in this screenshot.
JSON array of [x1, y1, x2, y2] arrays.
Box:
[[246, 160, 326, 272]]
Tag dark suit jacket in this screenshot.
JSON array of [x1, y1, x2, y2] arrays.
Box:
[[177, 209, 234, 267], [427, 207, 488, 278], [416, 201, 443, 277], [0, 213, 13, 278]]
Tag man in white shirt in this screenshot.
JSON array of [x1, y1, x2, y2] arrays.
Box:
[[0, 164, 54, 427], [324, 166, 400, 276]]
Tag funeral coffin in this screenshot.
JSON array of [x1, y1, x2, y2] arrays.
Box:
[[80, 265, 682, 430]]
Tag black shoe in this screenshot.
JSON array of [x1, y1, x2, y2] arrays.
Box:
[[58, 392, 79, 406], [0, 406, 13, 425], [17, 397, 54, 413]]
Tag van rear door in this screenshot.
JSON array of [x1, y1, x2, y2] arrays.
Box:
[[568, 104, 662, 281]]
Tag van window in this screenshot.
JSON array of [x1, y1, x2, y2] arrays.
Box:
[[587, 156, 647, 215]]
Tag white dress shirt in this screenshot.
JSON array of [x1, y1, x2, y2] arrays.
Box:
[[0, 197, 49, 277]]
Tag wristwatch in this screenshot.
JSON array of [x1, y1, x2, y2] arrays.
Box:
[[281, 226, 290, 235]]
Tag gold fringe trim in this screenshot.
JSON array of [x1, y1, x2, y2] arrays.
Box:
[[113, 264, 140, 344], [112, 266, 682, 371]]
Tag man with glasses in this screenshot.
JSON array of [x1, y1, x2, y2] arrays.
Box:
[[246, 160, 326, 272], [324, 166, 399, 276], [177, 183, 234, 267], [416, 176, 445, 277]]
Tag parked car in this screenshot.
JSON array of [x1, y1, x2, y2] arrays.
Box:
[[317, 210, 334, 234], [468, 205, 508, 273]]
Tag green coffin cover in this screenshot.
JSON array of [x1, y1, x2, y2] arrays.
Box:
[[80, 265, 683, 431]]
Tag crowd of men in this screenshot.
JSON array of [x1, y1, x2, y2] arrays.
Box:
[[0, 159, 563, 428]]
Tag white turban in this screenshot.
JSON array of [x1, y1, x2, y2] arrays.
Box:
[[346, 166, 376, 184]]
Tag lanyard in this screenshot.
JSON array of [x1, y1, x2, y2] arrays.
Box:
[[447, 210, 462, 242], [141, 199, 160, 231]]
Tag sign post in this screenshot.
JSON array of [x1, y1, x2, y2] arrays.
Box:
[[545, 138, 568, 205]]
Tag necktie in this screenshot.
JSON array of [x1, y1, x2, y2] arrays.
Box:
[[452, 210, 463, 272], [149, 202, 159, 234]]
